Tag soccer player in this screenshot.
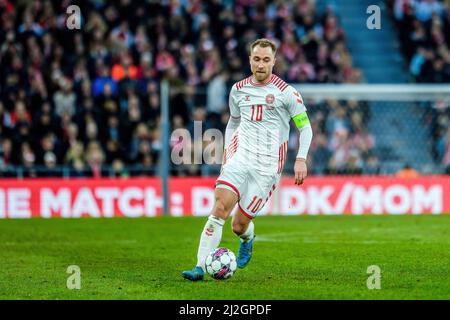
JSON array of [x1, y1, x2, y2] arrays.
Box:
[[182, 38, 313, 281]]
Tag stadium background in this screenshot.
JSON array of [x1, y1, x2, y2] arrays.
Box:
[[0, 0, 450, 300], [0, 0, 449, 217]]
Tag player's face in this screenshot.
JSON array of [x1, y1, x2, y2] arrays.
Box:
[[249, 46, 276, 82]]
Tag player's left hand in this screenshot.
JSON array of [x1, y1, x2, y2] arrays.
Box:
[[294, 158, 307, 185]]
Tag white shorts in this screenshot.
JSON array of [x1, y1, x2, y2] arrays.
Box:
[[215, 162, 280, 219]]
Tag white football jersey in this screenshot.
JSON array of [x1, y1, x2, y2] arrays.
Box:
[[225, 74, 307, 175]]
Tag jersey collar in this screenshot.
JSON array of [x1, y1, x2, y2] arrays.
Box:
[[250, 74, 275, 87]]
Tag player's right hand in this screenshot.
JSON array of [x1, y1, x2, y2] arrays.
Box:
[[294, 158, 307, 185]]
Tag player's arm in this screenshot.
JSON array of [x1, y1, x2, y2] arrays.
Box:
[[286, 87, 313, 185], [293, 112, 313, 161], [223, 85, 241, 164]]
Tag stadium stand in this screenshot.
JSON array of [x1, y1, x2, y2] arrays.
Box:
[[390, 0, 450, 83], [0, 0, 410, 178], [389, 0, 450, 173]]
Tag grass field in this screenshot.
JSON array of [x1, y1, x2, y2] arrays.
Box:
[[0, 215, 449, 300]]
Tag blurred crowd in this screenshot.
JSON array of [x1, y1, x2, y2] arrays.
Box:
[[391, 0, 450, 82], [390, 0, 450, 173], [0, 0, 369, 177], [428, 99, 450, 173], [304, 98, 377, 175]]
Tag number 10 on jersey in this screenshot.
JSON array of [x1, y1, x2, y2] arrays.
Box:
[[251, 104, 263, 121]]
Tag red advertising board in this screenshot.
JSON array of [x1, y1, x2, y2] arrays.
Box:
[[0, 176, 448, 218]]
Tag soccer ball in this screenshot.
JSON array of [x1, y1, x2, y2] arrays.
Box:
[[204, 247, 237, 280]]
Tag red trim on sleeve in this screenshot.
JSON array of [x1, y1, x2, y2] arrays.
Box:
[[236, 76, 252, 90], [270, 75, 288, 92]]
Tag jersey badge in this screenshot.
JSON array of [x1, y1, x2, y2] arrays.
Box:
[[266, 94, 275, 105]]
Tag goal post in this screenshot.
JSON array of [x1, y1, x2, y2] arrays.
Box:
[[294, 84, 450, 102], [269, 84, 450, 214], [288, 83, 450, 175]]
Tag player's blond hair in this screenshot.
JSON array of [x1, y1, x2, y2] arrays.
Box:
[[249, 38, 277, 56]]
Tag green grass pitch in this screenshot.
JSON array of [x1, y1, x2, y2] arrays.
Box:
[[0, 215, 449, 299]]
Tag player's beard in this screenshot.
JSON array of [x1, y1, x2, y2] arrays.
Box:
[[254, 70, 270, 83]]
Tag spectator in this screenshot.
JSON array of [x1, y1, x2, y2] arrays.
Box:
[[53, 78, 76, 119], [0, 138, 13, 169], [414, 0, 444, 22], [85, 141, 105, 178], [71, 157, 89, 177], [206, 70, 229, 127], [396, 163, 420, 178], [42, 151, 58, 176], [309, 131, 331, 174], [364, 154, 381, 175], [109, 20, 135, 50], [21, 142, 36, 168], [392, 0, 450, 82], [92, 65, 118, 98], [65, 141, 85, 167], [111, 158, 129, 178], [0, 0, 361, 177], [111, 51, 139, 81]]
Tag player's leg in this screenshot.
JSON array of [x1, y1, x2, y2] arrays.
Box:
[[182, 155, 246, 281], [195, 187, 238, 267], [232, 208, 255, 269], [232, 208, 254, 241], [233, 172, 279, 269], [182, 186, 238, 281]]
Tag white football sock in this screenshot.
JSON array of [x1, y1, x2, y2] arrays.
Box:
[[239, 221, 254, 243], [196, 215, 225, 269]]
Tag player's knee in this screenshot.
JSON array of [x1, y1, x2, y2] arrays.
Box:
[[211, 199, 229, 220]]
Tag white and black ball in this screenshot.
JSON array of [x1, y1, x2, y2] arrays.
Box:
[[204, 247, 237, 280]]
